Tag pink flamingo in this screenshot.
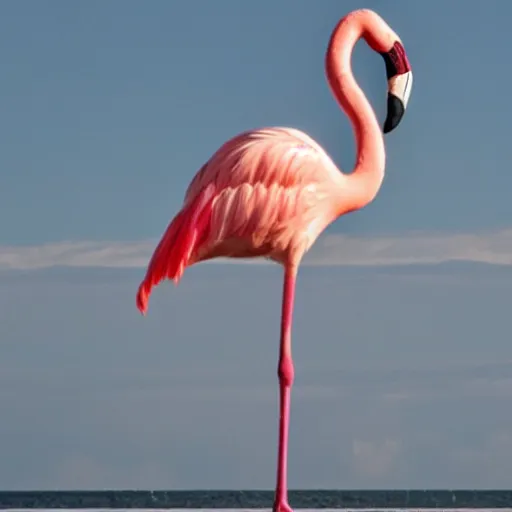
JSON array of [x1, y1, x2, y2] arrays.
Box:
[[137, 8, 412, 511]]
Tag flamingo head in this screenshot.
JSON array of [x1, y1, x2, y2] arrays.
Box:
[[380, 41, 413, 133]]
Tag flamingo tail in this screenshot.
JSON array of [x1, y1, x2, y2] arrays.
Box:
[[136, 184, 216, 315]]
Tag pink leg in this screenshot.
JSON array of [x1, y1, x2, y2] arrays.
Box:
[[273, 264, 297, 512]]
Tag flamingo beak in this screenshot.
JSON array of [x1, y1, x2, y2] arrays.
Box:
[[383, 70, 413, 134]]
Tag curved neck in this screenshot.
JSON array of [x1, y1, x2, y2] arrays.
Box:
[[325, 11, 386, 212]]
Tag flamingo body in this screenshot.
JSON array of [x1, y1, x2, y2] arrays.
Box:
[[137, 127, 346, 314]]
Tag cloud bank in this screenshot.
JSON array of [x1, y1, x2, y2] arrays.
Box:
[[2, 229, 512, 270]]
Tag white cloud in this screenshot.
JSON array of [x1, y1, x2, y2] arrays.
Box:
[[2, 228, 512, 270], [308, 228, 512, 266], [0, 240, 151, 270]]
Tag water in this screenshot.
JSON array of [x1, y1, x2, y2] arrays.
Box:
[[0, 490, 511, 509]]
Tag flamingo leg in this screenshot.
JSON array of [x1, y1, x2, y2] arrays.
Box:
[[273, 264, 297, 512]]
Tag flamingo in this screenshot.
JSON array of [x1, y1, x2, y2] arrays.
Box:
[[136, 8, 412, 511]]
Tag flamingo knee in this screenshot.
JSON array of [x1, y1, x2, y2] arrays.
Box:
[[278, 356, 295, 388]]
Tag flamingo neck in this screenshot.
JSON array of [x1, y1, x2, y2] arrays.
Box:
[[325, 11, 386, 213]]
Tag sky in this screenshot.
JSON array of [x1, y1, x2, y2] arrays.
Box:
[[1, 0, 512, 491]]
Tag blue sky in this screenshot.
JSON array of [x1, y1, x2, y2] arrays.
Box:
[[2, 0, 512, 490]]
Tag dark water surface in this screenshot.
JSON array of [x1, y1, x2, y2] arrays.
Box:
[[0, 490, 511, 509]]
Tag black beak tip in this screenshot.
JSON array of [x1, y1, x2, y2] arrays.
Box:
[[383, 121, 394, 134], [383, 93, 405, 134]]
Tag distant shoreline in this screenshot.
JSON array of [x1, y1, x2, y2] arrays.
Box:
[[0, 489, 511, 509]]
